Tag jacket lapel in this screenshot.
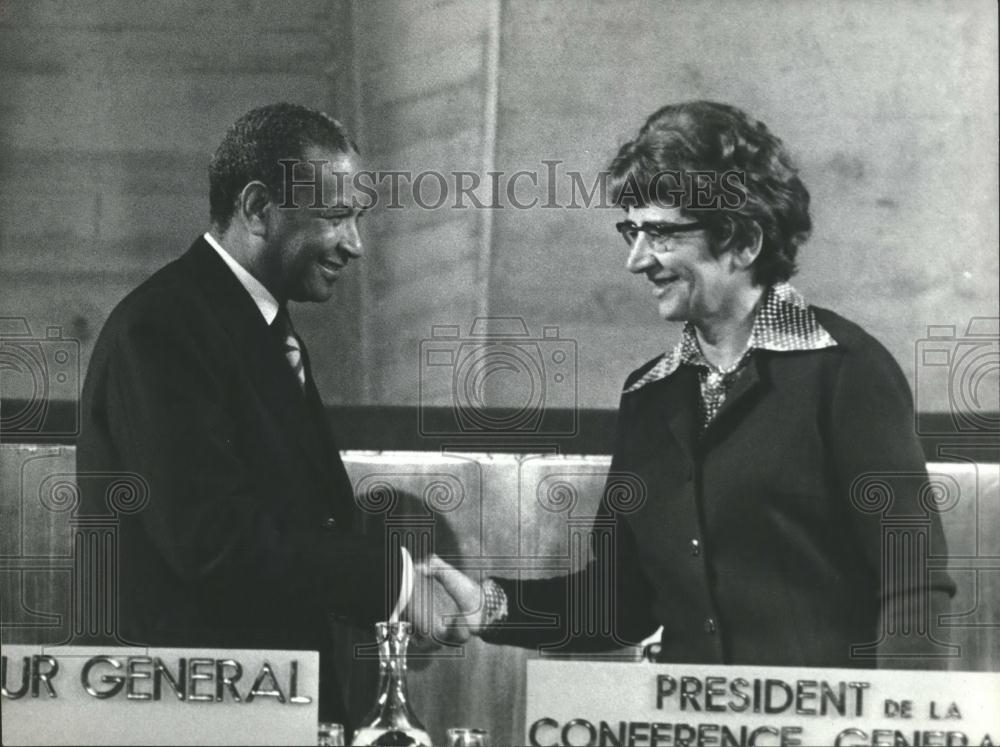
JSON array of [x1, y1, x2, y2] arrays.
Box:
[[661, 368, 699, 473], [703, 356, 765, 442], [295, 339, 345, 485], [179, 238, 336, 486]]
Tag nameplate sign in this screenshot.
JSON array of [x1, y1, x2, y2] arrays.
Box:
[[526, 661, 999, 746], [1, 646, 318, 746]]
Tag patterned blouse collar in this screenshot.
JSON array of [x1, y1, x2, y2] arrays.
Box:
[[624, 282, 837, 394]]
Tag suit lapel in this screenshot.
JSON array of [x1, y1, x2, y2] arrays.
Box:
[[628, 366, 698, 470], [703, 355, 765, 443], [295, 338, 344, 483], [300, 348, 357, 524], [179, 238, 337, 486], [666, 371, 698, 471]]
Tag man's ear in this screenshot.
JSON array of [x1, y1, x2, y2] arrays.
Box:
[[237, 181, 272, 238], [729, 221, 763, 271]]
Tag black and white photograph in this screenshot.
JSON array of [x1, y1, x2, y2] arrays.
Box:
[[1, 1, 998, 745]]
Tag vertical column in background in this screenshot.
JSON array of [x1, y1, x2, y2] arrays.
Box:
[[347, 0, 501, 406]]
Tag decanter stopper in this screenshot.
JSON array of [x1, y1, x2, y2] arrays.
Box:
[[352, 621, 432, 747]]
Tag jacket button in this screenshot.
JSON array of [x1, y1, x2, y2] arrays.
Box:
[[690, 538, 701, 556], [704, 617, 717, 634], [323, 517, 337, 530]]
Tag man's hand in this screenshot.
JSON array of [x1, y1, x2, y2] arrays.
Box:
[[424, 554, 487, 638], [404, 556, 480, 646]]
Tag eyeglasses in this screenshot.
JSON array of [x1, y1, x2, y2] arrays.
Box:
[[615, 220, 706, 248]]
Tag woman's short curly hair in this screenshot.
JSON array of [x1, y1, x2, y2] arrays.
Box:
[[209, 102, 357, 229], [608, 101, 810, 286]]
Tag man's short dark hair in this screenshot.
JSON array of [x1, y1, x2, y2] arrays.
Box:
[[209, 102, 358, 229], [608, 101, 811, 286]]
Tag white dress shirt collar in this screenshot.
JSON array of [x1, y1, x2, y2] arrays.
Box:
[[203, 232, 280, 325]]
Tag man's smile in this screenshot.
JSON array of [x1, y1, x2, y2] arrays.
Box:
[[317, 255, 345, 279]]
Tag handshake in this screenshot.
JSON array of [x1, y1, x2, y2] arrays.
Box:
[[402, 555, 498, 647]]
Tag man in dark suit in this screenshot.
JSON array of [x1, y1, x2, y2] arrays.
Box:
[[77, 103, 460, 724]]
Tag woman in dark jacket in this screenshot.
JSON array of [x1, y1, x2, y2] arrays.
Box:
[[433, 101, 954, 668]]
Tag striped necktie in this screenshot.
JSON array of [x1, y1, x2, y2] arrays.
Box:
[[272, 307, 306, 391]]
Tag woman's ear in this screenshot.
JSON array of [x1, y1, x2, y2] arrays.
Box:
[[237, 181, 272, 238], [729, 220, 763, 271]]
